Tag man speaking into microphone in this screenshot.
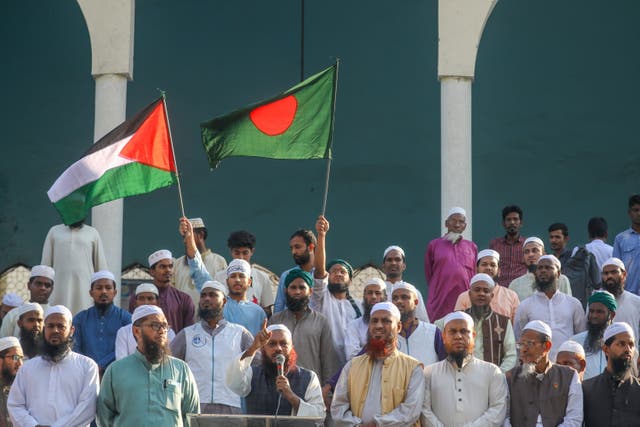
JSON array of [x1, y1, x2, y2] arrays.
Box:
[[226, 322, 326, 418]]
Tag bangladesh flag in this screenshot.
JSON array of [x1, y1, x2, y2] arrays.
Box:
[[201, 63, 337, 168], [47, 98, 177, 225]]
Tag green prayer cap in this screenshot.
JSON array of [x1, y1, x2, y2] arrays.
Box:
[[284, 269, 313, 288], [326, 259, 353, 278], [588, 290, 617, 313]]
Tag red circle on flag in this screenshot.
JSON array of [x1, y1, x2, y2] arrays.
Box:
[[249, 95, 298, 136]]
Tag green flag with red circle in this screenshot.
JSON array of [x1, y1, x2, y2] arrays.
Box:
[[201, 64, 336, 167]]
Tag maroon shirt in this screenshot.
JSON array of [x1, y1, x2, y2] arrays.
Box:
[[128, 284, 195, 333], [489, 235, 527, 287]]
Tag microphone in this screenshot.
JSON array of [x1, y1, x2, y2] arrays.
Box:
[[275, 354, 285, 377]]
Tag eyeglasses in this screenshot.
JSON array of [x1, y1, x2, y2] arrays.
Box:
[[515, 340, 543, 350], [142, 322, 169, 332], [3, 355, 23, 361]]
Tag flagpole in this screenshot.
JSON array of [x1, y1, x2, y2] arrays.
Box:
[[321, 58, 340, 216], [159, 91, 186, 218]]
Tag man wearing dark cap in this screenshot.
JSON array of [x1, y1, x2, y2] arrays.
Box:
[[312, 216, 362, 366], [570, 290, 617, 380], [269, 269, 339, 385]]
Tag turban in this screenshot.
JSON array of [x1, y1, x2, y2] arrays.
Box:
[[327, 259, 353, 278], [227, 259, 251, 278], [284, 269, 313, 288], [588, 290, 617, 312]]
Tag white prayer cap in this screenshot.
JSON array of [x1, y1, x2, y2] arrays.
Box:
[[2, 293, 22, 307], [370, 301, 401, 321], [602, 257, 625, 272], [603, 322, 635, 343], [91, 270, 115, 284], [148, 249, 172, 267], [447, 207, 467, 218], [477, 249, 500, 262], [469, 273, 495, 289], [556, 340, 586, 359], [0, 337, 20, 353], [538, 254, 561, 270], [17, 302, 43, 318], [392, 282, 418, 297], [201, 281, 228, 296], [383, 245, 405, 260], [30, 265, 55, 281], [364, 277, 386, 289], [523, 237, 544, 248], [135, 283, 159, 296], [267, 324, 292, 341], [227, 259, 251, 278], [523, 320, 552, 340], [131, 305, 165, 324], [189, 217, 206, 228], [443, 311, 474, 329], [44, 305, 72, 323]]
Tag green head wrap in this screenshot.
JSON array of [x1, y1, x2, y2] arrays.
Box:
[[284, 269, 313, 288], [326, 259, 353, 278], [588, 290, 617, 313]]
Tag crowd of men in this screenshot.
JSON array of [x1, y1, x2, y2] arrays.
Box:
[[0, 195, 640, 426]]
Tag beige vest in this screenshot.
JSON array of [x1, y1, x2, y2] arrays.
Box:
[[347, 350, 421, 427]]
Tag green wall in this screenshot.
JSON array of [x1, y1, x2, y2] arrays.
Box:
[[2, 1, 639, 294]]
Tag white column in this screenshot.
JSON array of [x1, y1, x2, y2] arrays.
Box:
[[438, 0, 498, 239], [77, 0, 134, 303]]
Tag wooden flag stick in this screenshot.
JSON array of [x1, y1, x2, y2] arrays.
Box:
[[159, 90, 186, 218]]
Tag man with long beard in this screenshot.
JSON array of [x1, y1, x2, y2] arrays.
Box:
[[98, 305, 200, 426], [583, 322, 640, 425], [514, 255, 585, 359], [505, 320, 583, 426], [8, 305, 99, 427], [331, 302, 424, 427], [171, 280, 253, 414], [0, 337, 23, 427], [570, 290, 617, 379], [312, 215, 362, 366], [600, 257, 640, 343], [345, 278, 387, 360], [15, 303, 43, 360], [269, 269, 338, 385], [226, 323, 326, 418], [422, 311, 507, 426]]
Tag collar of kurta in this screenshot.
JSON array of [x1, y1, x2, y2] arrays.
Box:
[[446, 354, 474, 370], [133, 349, 164, 370]]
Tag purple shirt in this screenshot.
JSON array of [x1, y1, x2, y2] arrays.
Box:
[[424, 237, 477, 321], [128, 284, 195, 333]]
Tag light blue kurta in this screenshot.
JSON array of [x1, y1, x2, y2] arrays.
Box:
[[97, 350, 200, 427]]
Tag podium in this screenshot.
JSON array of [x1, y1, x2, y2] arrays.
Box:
[[188, 414, 325, 427]]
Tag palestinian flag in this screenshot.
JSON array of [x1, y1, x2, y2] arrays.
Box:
[[47, 98, 177, 225], [201, 63, 337, 167]]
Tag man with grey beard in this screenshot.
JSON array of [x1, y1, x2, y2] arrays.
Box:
[[171, 280, 253, 414], [583, 322, 640, 425], [505, 320, 583, 426], [570, 290, 617, 379], [8, 305, 99, 427], [98, 305, 199, 426]]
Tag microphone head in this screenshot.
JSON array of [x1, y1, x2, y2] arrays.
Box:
[[275, 354, 286, 365]]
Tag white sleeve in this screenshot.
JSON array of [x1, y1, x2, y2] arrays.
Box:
[[294, 371, 326, 418], [330, 361, 363, 427], [115, 327, 128, 360], [309, 277, 328, 311], [344, 320, 363, 361], [225, 354, 254, 398], [558, 371, 583, 427], [51, 360, 100, 427], [420, 365, 445, 427], [8, 367, 40, 427], [499, 321, 518, 372], [467, 367, 508, 427]]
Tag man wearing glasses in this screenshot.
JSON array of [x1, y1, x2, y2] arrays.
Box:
[[505, 320, 583, 426], [0, 337, 23, 427], [98, 305, 200, 426]]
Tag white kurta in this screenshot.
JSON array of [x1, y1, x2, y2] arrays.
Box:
[[114, 324, 176, 360], [174, 250, 227, 304], [41, 224, 108, 315], [397, 321, 440, 367], [422, 356, 508, 427], [570, 331, 607, 380], [225, 353, 325, 417], [385, 280, 430, 322], [0, 303, 50, 338], [613, 290, 640, 346], [311, 277, 361, 365], [508, 273, 572, 302], [345, 317, 368, 360], [514, 291, 586, 359], [214, 266, 275, 309], [8, 351, 99, 427]]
